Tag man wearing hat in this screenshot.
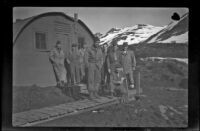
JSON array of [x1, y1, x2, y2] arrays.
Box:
[[49, 41, 67, 87], [100, 44, 109, 84], [68, 43, 80, 85], [84, 37, 103, 99], [120, 42, 136, 89], [107, 41, 121, 73], [78, 42, 86, 82]]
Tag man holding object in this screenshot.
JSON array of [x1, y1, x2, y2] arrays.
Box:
[[120, 42, 136, 89]]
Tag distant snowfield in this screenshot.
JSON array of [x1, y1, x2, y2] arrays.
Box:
[[100, 25, 165, 45], [140, 57, 188, 64], [147, 13, 188, 44], [99, 13, 188, 46], [158, 32, 188, 43]]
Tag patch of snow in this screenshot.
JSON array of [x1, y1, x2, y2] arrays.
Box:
[[140, 57, 188, 64], [166, 21, 179, 31], [158, 32, 188, 43], [168, 106, 183, 115], [147, 14, 188, 44], [147, 26, 167, 43], [147, 15, 188, 43], [159, 105, 169, 120], [100, 25, 165, 46]]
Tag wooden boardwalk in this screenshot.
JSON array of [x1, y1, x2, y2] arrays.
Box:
[[12, 96, 119, 127], [13, 83, 141, 127]]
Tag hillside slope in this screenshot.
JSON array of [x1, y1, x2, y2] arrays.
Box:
[[144, 13, 188, 44], [99, 13, 188, 46]]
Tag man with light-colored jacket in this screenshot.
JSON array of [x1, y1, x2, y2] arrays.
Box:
[[49, 41, 67, 87], [119, 42, 136, 89], [78, 44, 86, 82]]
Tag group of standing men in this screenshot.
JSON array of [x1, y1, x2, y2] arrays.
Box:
[[49, 37, 136, 100]]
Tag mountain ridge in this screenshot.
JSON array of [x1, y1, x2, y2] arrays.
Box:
[[99, 12, 188, 46]]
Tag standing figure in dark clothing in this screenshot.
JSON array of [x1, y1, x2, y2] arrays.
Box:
[[84, 38, 103, 99], [68, 43, 80, 85], [106, 41, 121, 95]]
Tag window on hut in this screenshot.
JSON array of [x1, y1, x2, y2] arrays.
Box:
[[35, 32, 47, 50], [78, 37, 85, 48]]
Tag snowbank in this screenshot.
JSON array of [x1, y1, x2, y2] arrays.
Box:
[[140, 57, 188, 64]]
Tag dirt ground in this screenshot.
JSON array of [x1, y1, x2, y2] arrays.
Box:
[[36, 84, 188, 127], [12, 86, 75, 113]]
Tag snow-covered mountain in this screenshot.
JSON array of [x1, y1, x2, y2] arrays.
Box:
[[144, 13, 188, 44], [100, 24, 165, 46], [99, 13, 188, 46]]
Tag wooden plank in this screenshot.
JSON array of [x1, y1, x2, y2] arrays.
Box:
[[63, 103, 80, 110], [64, 100, 98, 109], [77, 100, 98, 108], [64, 102, 89, 110], [74, 100, 97, 110], [14, 111, 42, 123], [51, 105, 70, 114], [14, 112, 33, 122], [60, 99, 100, 111], [54, 104, 78, 113], [37, 108, 61, 117], [50, 107, 68, 115], [87, 97, 116, 104], [12, 116, 28, 126], [28, 110, 50, 120]]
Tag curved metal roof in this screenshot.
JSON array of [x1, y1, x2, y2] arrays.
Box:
[[13, 12, 95, 45]]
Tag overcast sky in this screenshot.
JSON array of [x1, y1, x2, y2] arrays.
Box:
[[13, 7, 188, 34]]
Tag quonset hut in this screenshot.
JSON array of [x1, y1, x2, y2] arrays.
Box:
[[13, 12, 95, 87]]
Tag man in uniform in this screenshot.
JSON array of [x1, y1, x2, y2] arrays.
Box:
[[84, 37, 103, 99], [107, 41, 121, 75], [120, 42, 136, 89], [68, 43, 80, 85], [78, 43, 86, 82], [100, 44, 107, 85], [49, 41, 67, 87]]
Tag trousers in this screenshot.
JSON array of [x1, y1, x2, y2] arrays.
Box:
[[87, 63, 101, 93], [52, 63, 67, 83], [70, 63, 80, 84], [125, 70, 134, 85], [79, 63, 85, 81]]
